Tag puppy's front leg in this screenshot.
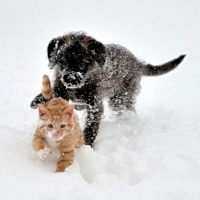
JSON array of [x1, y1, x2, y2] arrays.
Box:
[[84, 99, 103, 147]]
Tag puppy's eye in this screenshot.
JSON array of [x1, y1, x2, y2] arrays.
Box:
[[79, 63, 87, 71], [60, 124, 66, 128], [48, 124, 53, 128]]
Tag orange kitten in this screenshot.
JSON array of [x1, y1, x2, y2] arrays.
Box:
[[32, 75, 84, 172]]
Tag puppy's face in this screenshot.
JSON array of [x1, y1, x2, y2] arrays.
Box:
[[60, 42, 96, 88], [47, 36, 106, 89]]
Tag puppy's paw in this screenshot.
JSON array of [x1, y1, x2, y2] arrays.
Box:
[[30, 93, 47, 109], [37, 147, 51, 160]]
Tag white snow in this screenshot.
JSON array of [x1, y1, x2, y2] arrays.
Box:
[[0, 0, 200, 199]]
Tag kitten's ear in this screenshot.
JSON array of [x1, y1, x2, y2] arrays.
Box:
[[38, 104, 49, 118], [63, 105, 74, 117]]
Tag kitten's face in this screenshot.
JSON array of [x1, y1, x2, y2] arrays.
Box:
[[38, 104, 74, 141]]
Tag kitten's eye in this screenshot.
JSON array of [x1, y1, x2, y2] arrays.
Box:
[[48, 124, 53, 128], [60, 124, 66, 128]]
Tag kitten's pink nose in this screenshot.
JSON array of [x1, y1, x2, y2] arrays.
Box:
[[54, 131, 59, 136]]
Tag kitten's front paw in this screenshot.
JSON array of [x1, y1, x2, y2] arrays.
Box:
[[37, 147, 51, 160], [56, 166, 66, 172]]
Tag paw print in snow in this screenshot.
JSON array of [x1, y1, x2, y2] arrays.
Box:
[[37, 147, 51, 160]]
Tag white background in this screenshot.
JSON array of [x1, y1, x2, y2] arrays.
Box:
[[0, 0, 199, 199]]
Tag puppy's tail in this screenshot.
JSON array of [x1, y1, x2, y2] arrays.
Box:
[[142, 55, 186, 76], [42, 75, 53, 100]]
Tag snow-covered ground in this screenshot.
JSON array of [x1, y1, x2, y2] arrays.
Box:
[[0, 0, 200, 199]]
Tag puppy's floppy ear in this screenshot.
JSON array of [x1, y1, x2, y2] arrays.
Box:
[[85, 39, 106, 67], [47, 37, 65, 68], [47, 38, 63, 59]]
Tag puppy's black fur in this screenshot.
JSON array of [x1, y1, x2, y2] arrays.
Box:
[[31, 32, 186, 147]]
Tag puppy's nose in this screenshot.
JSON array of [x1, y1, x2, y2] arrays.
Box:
[[63, 73, 82, 85], [63, 74, 75, 83]]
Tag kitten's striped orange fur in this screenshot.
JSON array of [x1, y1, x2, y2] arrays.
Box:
[[32, 75, 84, 172]]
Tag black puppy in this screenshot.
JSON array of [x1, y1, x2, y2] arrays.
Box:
[[31, 32, 185, 147]]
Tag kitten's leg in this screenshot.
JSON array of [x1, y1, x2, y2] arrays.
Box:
[[75, 133, 85, 148], [74, 121, 85, 148], [56, 149, 75, 172], [32, 134, 50, 160], [37, 147, 51, 160]]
